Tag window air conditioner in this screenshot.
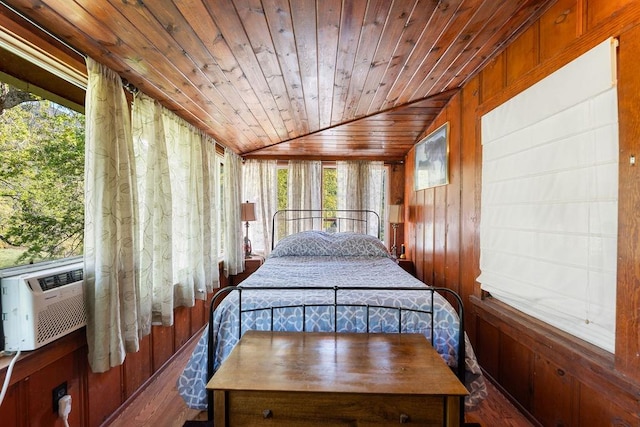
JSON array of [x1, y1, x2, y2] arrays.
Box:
[[1, 258, 85, 351]]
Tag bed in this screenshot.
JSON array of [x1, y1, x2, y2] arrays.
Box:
[[177, 210, 487, 420]]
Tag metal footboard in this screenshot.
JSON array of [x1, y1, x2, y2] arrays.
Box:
[[205, 285, 466, 423]]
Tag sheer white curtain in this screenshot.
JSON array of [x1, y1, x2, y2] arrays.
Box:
[[242, 159, 278, 255], [132, 93, 219, 327], [85, 62, 224, 372], [84, 58, 140, 373], [224, 148, 244, 276], [287, 160, 322, 233], [199, 133, 219, 293], [131, 94, 168, 332], [337, 161, 384, 235]]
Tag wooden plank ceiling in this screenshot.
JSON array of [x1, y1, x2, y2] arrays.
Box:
[[2, 0, 553, 161]]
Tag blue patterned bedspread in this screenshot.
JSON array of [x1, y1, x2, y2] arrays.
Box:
[[177, 254, 487, 410]]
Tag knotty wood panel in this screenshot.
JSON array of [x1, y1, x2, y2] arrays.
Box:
[[578, 383, 639, 426], [190, 297, 206, 336], [499, 334, 533, 412], [505, 24, 539, 86], [475, 317, 500, 381], [87, 364, 123, 426], [532, 354, 574, 427], [123, 334, 152, 400], [443, 100, 461, 297], [405, 148, 417, 264], [539, 0, 580, 61], [421, 189, 435, 284], [414, 192, 426, 282], [587, 0, 635, 29], [0, 381, 22, 427], [174, 306, 192, 350], [459, 76, 481, 341], [479, 56, 505, 104], [433, 184, 447, 288], [152, 324, 175, 371]]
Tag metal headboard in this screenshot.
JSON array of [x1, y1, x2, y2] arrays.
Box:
[[271, 209, 381, 249]]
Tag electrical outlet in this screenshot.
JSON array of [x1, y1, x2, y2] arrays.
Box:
[[52, 382, 67, 413]]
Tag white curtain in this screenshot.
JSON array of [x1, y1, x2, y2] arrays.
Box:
[[131, 94, 168, 333], [287, 160, 322, 233], [337, 161, 384, 235], [132, 93, 219, 326], [84, 58, 140, 373], [224, 148, 244, 276], [242, 159, 278, 255]]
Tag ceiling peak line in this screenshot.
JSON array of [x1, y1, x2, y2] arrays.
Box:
[[240, 88, 459, 157]]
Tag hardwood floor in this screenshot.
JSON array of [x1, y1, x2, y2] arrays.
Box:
[[106, 335, 535, 427], [105, 334, 202, 427], [465, 380, 535, 427]]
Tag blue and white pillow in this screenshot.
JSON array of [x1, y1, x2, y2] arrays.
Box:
[[270, 230, 390, 258]]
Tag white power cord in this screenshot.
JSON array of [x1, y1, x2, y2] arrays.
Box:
[[0, 349, 21, 407], [58, 394, 72, 427]]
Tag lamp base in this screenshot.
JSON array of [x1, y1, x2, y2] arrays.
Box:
[[244, 236, 252, 258], [244, 221, 252, 257], [390, 223, 399, 258]]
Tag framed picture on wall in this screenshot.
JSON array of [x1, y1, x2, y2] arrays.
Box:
[[414, 122, 449, 190]]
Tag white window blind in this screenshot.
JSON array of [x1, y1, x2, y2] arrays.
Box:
[[478, 38, 619, 352]]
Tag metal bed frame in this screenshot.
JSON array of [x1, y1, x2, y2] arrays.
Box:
[[271, 209, 381, 249], [204, 209, 467, 424], [205, 284, 466, 424]]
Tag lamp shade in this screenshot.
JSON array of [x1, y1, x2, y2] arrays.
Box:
[[388, 204, 404, 224], [241, 201, 256, 221]]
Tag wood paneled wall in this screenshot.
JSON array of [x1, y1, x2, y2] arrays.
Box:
[[0, 269, 227, 427], [405, 0, 640, 425]]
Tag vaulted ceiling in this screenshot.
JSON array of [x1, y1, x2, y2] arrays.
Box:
[[1, 0, 554, 160]]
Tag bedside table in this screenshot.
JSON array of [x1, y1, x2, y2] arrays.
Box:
[[397, 258, 415, 276], [230, 255, 264, 285]]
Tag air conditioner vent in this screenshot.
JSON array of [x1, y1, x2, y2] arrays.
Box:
[[38, 268, 83, 291], [37, 293, 86, 344]]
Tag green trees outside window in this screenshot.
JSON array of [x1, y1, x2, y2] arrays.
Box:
[[0, 83, 85, 268]]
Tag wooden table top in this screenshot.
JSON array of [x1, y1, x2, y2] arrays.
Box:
[[207, 330, 468, 397]]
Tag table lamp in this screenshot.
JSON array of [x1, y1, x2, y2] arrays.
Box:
[[388, 204, 404, 259], [241, 201, 256, 258]]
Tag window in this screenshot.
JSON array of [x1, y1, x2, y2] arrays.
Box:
[[276, 163, 337, 225], [0, 12, 87, 270], [0, 80, 85, 268], [276, 161, 386, 237]]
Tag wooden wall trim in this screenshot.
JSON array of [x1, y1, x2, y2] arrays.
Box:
[[471, 296, 640, 415], [0, 328, 86, 387], [615, 17, 640, 380]]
